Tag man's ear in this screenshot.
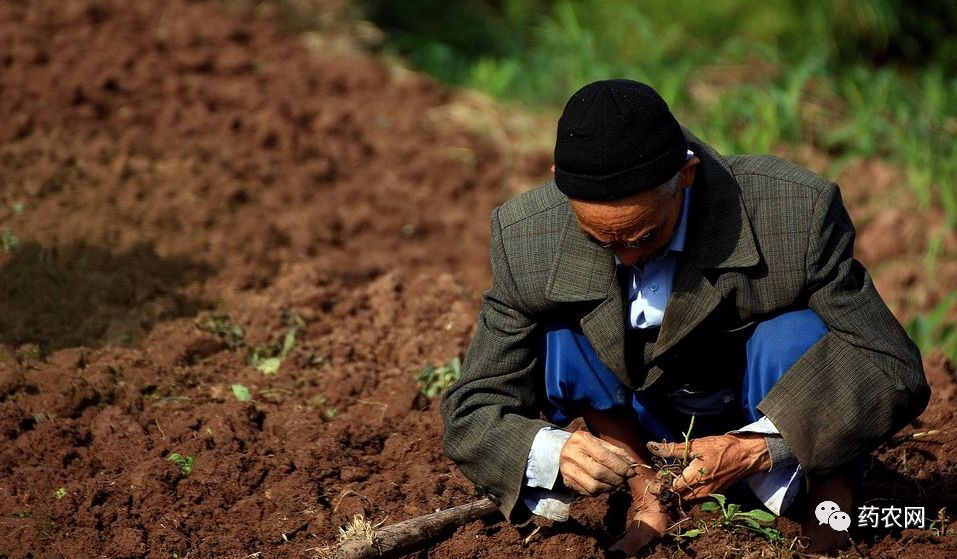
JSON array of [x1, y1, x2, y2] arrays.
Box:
[[680, 156, 701, 188]]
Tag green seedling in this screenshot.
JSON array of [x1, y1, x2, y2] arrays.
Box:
[[15, 343, 40, 362], [701, 493, 780, 542], [54, 487, 66, 500], [929, 507, 950, 537], [681, 414, 696, 465], [0, 227, 18, 253], [248, 310, 305, 375], [653, 415, 699, 486], [674, 528, 702, 539], [196, 313, 246, 349], [231, 383, 252, 402], [167, 453, 196, 477], [417, 356, 462, 398]]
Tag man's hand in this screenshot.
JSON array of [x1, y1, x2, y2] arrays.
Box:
[[559, 430, 637, 496], [646, 433, 772, 500], [608, 473, 669, 556]]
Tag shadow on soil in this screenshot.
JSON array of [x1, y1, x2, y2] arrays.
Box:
[[0, 241, 213, 352], [855, 454, 957, 539]]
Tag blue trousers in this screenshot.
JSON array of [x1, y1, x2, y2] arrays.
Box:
[[540, 309, 829, 441]]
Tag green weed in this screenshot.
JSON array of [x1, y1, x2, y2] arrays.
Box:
[[247, 310, 305, 375], [54, 487, 66, 500], [167, 453, 196, 477], [929, 507, 950, 537], [197, 310, 307, 374], [231, 383, 252, 402], [0, 227, 19, 253], [906, 293, 957, 363], [701, 493, 780, 542], [360, 0, 957, 226], [196, 313, 246, 349], [417, 356, 461, 398], [673, 527, 703, 539], [15, 343, 40, 362]]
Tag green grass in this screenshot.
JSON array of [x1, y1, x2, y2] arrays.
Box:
[[362, 0, 957, 227], [907, 293, 957, 363], [358, 0, 957, 358]]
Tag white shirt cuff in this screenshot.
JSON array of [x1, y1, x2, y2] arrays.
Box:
[[523, 427, 574, 521], [730, 416, 802, 515], [521, 488, 574, 521], [525, 427, 572, 489]]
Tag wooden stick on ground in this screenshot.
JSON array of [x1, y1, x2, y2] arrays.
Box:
[[334, 498, 499, 559]]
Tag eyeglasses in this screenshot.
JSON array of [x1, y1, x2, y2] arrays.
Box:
[[585, 230, 656, 249]]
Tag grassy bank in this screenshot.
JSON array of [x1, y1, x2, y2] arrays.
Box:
[[365, 0, 957, 226]]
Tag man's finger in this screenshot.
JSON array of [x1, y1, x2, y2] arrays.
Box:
[[671, 463, 696, 492], [595, 438, 638, 470], [572, 431, 635, 477], [578, 453, 629, 487], [646, 440, 686, 459], [670, 460, 717, 500], [562, 463, 614, 495]]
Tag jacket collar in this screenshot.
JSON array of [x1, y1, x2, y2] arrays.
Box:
[[546, 132, 759, 302], [544, 131, 761, 382]]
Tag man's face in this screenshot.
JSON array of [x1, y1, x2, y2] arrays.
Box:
[[569, 157, 699, 267]]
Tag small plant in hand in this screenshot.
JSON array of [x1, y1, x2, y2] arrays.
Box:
[[167, 453, 196, 477], [701, 493, 780, 542], [650, 415, 699, 515]]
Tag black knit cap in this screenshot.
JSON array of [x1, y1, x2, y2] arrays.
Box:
[[554, 79, 687, 201]]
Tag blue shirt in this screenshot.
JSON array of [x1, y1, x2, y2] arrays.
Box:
[[621, 186, 692, 329]]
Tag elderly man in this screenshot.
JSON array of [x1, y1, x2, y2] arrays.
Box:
[[441, 79, 929, 554]]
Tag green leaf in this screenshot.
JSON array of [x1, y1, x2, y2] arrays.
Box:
[[738, 517, 761, 529], [701, 502, 721, 512], [255, 357, 281, 375], [231, 384, 251, 402], [167, 453, 196, 477], [727, 503, 741, 517], [280, 326, 298, 357], [708, 493, 726, 507], [758, 527, 781, 542], [676, 528, 702, 538], [417, 356, 463, 397], [740, 509, 776, 523]]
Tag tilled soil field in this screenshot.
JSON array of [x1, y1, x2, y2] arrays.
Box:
[[0, 1, 955, 558]]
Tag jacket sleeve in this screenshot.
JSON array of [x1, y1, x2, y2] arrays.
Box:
[[441, 208, 554, 520], [756, 182, 930, 486]]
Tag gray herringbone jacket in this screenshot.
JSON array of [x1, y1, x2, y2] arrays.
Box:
[[441, 134, 930, 519]]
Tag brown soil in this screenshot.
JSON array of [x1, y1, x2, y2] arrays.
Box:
[[0, 1, 955, 558]]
